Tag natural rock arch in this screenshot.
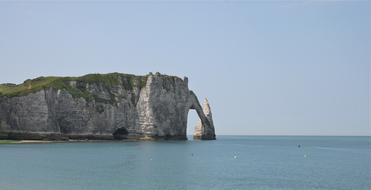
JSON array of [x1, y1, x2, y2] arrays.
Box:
[[187, 91, 216, 140]]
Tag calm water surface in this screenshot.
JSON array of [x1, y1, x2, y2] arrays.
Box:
[[0, 136, 370, 190]]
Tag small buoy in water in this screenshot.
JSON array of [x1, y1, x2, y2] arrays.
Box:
[[233, 155, 238, 159], [297, 144, 301, 148], [303, 154, 307, 158], [191, 153, 194, 157]]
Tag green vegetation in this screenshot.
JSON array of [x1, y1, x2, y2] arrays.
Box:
[[0, 140, 19, 144], [0, 76, 60, 97], [0, 73, 149, 101]]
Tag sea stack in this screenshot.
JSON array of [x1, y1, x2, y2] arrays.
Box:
[[0, 72, 216, 141], [193, 98, 216, 140]]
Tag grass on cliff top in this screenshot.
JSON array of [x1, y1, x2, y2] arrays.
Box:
[[0, 73, 148, 98]]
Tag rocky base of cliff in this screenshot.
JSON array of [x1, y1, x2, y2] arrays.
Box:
[[0, 131, 189, 141], [193, 134, 216, 140]]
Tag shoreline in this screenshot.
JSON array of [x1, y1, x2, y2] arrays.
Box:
[[0, 140, 55, 144]]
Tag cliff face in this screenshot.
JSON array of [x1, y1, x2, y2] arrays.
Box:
[[0, 73, 216, 140]]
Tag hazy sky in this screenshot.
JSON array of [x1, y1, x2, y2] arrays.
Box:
[[0, 1, 369, 136]]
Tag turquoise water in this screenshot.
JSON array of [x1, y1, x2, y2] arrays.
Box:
[[0, 136, 370, 190]]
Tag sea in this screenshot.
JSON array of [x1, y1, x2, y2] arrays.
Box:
[[0, 136, 370, 190]]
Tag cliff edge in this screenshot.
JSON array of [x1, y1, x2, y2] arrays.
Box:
[[0, 72, 216, 141]]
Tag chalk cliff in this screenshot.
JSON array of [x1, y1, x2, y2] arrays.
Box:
[[0, 73, 216, 140], [194, 98, 216, 140]]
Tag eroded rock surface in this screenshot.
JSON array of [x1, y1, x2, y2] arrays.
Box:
[[193, 98, 216, 140], [0, 73, 216, 140]]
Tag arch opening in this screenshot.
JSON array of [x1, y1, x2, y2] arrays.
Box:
[[113, 127, 129, 140], [186, 109, 198, 140]]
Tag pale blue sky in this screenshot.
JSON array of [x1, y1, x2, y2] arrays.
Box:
[[0, 1, 369, 135]]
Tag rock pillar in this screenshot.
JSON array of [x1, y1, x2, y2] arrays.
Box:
[[193, 98, 216, 140]]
